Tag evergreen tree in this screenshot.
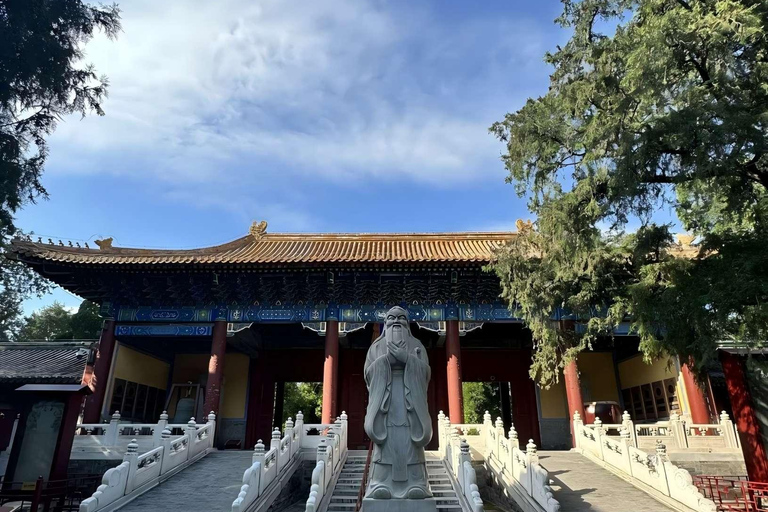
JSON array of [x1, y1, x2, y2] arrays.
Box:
[[490, 0, 768, 385], [15, 300, 102, 341], [0, 0, 121, 336]]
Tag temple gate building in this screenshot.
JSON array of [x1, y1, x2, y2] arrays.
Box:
[[7, 222, 766, 482]]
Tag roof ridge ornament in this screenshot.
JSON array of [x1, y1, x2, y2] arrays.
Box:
[[249, 220, 268, 239], [94, 237, 113, 250], [676, 233, 695, 247], [515, 219, 534, 234]]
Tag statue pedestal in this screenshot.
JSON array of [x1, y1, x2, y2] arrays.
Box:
[[361, 498, 437, 512]]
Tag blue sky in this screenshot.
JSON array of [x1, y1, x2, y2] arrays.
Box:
[[20, 0, 571, 313]]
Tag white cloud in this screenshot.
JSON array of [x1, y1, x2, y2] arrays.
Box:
[[47, 0, 549, 200]]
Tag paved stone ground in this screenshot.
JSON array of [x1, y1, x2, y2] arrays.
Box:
[[120, 450, 252, 512], [538, 451, 676, 512]]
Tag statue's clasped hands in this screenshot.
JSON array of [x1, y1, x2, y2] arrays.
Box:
[[386, 336, 409, 363]]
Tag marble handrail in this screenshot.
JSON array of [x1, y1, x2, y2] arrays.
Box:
[[78, 412, 216, 512], [475, 413, 560, 512], [234, 411, 349, 512], [574, 412, 717, 512]]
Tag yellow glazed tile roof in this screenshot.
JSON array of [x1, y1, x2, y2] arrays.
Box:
[[10, 230, 516, 266]]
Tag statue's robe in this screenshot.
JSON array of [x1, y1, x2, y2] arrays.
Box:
[[364, 333, 432, 497]]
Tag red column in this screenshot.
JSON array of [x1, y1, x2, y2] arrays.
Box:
[[51, 393, 85, 479], [321, 320, 339, 423], [445, 320, 464, 424], [720, 350, 768, 482], [83, 319, 116, 423], [564, 359, 584, 448], [203, 320, 227, 416], [681, 360, 712, 423]]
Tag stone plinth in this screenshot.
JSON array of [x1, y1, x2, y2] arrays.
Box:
[[362, 498, 437, 512]]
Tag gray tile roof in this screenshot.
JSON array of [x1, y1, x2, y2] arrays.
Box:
[[0, 342, 95, 384]]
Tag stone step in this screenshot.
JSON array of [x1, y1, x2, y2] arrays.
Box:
[[333, 490, 360, 496], [327, 504, 356, 511], [330, 497, 357, 503], [430, 485, 453, 490]]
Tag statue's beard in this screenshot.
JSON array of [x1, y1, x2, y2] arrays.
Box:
[[385, 323, 408, 344]]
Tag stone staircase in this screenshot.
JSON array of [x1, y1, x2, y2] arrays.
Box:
[[326, 455, 463, 512]]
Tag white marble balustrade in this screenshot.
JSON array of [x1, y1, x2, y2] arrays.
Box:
[[79, 413, 217, 512], [585, 410, 741, 453], [470, 412, 560, 512], [74, 410, 194, 456], [232, 412, 348, 512], [573, 412, 717, 512], [436, 412, 487, 512], [304, 413, 348, 512]]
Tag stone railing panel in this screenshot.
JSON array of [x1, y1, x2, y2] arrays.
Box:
[[530, 461, 560, 512], [600, 435, 630, 474], [663, 462, 717, 512], [627, 445, 669, 495], [78, 461, 130, 512], [232, 460, 262, 512], [126, 444, 163, 494], [160, 433, 189, 474]]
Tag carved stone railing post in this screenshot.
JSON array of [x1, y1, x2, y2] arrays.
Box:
[[526, 439, 539, 466], [207, 411, 217, 447], [508, 424, 519, 450], [444, 419, 452, 462], [185, 417, 197, 443], [285, 417, 295, 459], [123, 439, 140, 494], [339, 411, 348, 451], [621, 410, 636, 447], [317, 438, 332, 491], [483, 411, 493, 457], [105, 410, 121, 446], [450, 426, 460, 474], [719, 411, 739, 448], [152, 411, 169, 447], [253, 439, 266, 467], [655, 440, 668, 462], [572, 411, 583, 450], [457, 438, 471, 491], [437, 411, 446, 455], [270, 427, 281, 452], [669, 412, 687, 448], [295, 411, 304, 448], [495, 417, 505, 459]]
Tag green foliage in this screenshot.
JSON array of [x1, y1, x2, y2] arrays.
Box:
[[282, 382, 323, 426], [490, 0, 768, 385], [15, 300, 103, 341], [0, 0, 120, 336], [462, 381, 501, 423]]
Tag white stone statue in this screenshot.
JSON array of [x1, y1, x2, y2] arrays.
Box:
[[363, 306, 434, 508]]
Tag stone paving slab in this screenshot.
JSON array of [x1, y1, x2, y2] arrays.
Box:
[[119, 450, 252, 512], [538, 451, 676, 512]]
